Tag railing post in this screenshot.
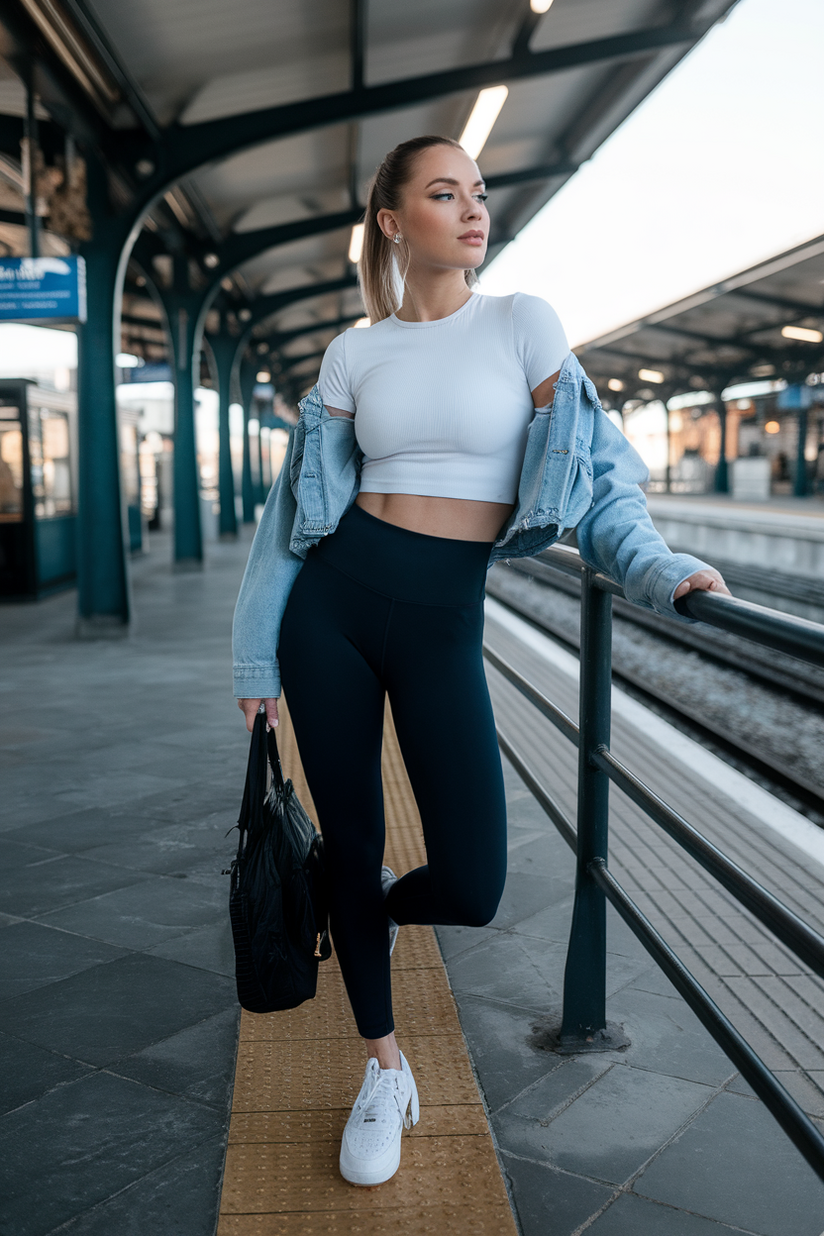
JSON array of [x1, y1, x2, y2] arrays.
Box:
[[560, 570, 627, 1050]]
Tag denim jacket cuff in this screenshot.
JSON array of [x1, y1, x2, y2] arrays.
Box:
[[646, 552, 712, 622], [233, 664, 282, 700]]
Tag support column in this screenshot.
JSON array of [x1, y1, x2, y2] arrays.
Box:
[[157, 255, 204, 567], [206, 321, 239, 538], [714, 393, 729, 494], [76, 151, 131, 633], [239, 356, 256, 523], [794, 407, 810, 498]]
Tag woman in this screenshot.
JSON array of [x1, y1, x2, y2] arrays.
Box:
[[233, 134, 728, 1188]]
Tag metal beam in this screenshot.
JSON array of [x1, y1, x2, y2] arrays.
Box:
[[247, 274, 359, 329], [647, 322, 761, 356], [123, 23, 699, 198], [197, 210, 362, 277], [728, 287, 824, 320], [483, 160, 580, 190]]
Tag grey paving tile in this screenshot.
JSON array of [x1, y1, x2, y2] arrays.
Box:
[[0, 855, 148, 918], [491, 869, 574, 930], [0, 952, 235, 1066], [446, 929, 566, 1013], [3, 805, 172, 853], [74, 830, 226, 877], [53, 1133, 227, 1235], [0, 1031, 93, 1115], [450, 993, 565, 1112], [587, 1191, 761, 1234], [500, 1154, 615, 1236], [434, 923, 498, 961], [603, 985, 737, 1087], [0, 1070, 221, 1236], [110, 1006, 240, 1107], [35, 875, 225, 949], [53, 770, 188, 810], [146, 919, 236, 977], [0, 836, 63, 869], [495, 1056, 615, 1134], [0, 921, 128, 1000], [634, 1090, 824, 1235], [507, 893, 576, 945], [497, 1061, 714, 1185]]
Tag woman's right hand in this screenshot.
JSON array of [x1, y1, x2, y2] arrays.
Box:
[[237, 697, 279, 732]]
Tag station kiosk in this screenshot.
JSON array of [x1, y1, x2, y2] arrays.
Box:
[[0, 379, 77, 597]]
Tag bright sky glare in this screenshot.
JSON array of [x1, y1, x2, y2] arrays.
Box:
[[480, 0, 824, 348]]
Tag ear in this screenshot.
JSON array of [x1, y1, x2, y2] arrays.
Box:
[[376, 207, 400, 241]]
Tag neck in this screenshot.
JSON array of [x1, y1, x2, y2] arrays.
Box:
[[395, 267, 473, 323]]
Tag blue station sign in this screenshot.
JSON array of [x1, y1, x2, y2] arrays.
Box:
[[0, 256, 87, 323]]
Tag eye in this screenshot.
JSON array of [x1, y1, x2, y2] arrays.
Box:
[[432, 191, 489, 201]]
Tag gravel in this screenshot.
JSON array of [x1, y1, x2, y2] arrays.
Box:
[[487, 564, 824, 817]]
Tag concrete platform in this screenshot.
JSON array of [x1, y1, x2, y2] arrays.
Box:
[[646, 493, 824, 578], [2, 528, 823, 1235]]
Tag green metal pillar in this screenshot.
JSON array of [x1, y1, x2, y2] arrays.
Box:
[[166, 256, 203, 567], [715, 394, 729, 494], [205, 322, 239, 538], [76, 152, 131, 633], [239, 356, 256, 523], [559, 573, 627, 1050], [794, 408, 810, 498]]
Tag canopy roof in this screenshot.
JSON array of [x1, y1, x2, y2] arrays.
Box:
[[575, 234, 824, 402], [0, 0, 738, 398]]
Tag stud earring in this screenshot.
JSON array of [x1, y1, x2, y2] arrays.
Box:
[[393, 233, 402, 244]]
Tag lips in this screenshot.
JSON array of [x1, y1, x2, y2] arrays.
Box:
[[458, 231, 485, 241]]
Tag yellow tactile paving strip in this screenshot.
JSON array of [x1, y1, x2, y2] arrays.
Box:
[[217, 700, 518, 1235]]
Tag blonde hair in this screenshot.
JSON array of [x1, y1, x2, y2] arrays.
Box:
[[359, 135, 479, 324]]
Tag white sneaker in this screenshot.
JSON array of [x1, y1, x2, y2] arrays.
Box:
[[339, 1050, 420, 1186], [381, 865, 400, 956]]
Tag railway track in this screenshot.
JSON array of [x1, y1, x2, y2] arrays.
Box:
[[486, 556, 824, 821]]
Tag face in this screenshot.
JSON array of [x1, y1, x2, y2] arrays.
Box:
[[377, 144, 489, 273]]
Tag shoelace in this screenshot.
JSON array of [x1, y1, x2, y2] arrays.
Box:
[[355, 1064, 413, 1130]]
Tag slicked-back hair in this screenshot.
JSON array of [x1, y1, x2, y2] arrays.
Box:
[[359, 135, 479, 324]]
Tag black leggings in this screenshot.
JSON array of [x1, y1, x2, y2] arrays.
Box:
[[279, 503, 507, 1039]]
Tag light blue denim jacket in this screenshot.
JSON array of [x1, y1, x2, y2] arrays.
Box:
[[233, 351, 708, 698]]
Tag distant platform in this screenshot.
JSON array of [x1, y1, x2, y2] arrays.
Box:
[[646, 493, 824, 581]]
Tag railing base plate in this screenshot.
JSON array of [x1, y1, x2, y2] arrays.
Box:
[[534, 1019, 631, 1055]]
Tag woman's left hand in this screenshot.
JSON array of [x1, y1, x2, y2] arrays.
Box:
[[673, 568, 731, 601]]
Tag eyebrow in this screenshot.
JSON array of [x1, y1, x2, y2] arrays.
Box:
[[424, 177, 486, 189]]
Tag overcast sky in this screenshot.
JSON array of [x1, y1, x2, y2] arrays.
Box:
[[480, 0, 824, 348]]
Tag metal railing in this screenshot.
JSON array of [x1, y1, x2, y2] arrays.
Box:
[[483, 545, 824, 1181]]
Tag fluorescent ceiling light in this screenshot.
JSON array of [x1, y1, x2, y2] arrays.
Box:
[[354, 317, 370, 328], [638, 368, 665, 384], [459, 86, 509, 160], [348, 224, 364, 264], [256, 371, 271, 383], [115, 353, 142, 368], [19, 0, 120, 109], [530, 0, 554, 12], [607, 378, 624, 391], [781, 324, 823, 343]]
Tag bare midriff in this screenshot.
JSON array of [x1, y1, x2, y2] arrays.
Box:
[[354, 491, 513, 543]]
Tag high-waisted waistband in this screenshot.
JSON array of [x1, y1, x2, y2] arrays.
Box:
[[313, 502, 491, 606]]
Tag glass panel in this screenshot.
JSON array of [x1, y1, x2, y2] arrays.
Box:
[[0, 420, 24, 521], [37, 410, 73, 517]]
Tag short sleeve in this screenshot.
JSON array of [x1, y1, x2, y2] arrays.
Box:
[[512, 293, 570, 392], [318, 331, 356, 414]]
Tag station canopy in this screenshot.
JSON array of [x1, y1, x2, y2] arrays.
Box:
[[575, 233, 824, 404], [0, 0, 739, 399]]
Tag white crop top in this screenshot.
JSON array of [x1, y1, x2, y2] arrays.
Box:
[[317, 291, 569, 505]]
